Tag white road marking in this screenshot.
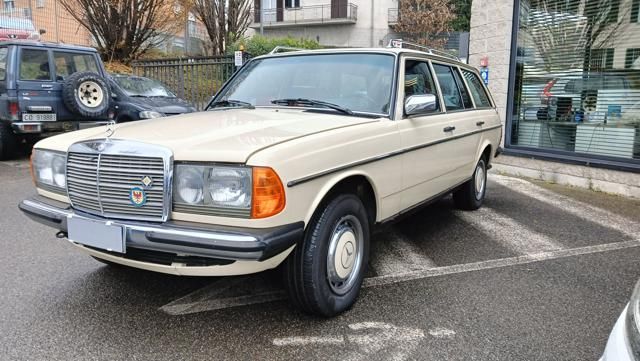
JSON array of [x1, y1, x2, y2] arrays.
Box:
[[161, 239, 640, 315], [490, 174, 640, 238], [370, 229, 437, 276], [273, 322, 425, 361], [455, 207, 562, 254], [363, 239, 640, 288], [428, 328, 456, 339], [273, 336, 344, 346]]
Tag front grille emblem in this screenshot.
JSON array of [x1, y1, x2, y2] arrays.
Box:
[[141, 176, 153, 188], [130, 187, 147, 207]]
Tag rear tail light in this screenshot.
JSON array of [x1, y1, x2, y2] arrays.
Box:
[[541, 79, 557, 104], [8, 101, 20, 121]]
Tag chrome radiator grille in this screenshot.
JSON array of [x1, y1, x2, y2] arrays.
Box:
[[66, 151, 167, 221]]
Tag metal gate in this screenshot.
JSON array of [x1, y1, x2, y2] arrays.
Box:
[[131, 56, 237, 110]]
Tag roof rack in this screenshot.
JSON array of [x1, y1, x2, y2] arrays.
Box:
[[269, 46, 304, 55], [387, 39, 460, 62]]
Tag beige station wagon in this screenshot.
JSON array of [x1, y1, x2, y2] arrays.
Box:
[[20, 45, 502, 316]]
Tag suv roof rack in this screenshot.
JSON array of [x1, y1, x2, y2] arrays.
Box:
[[269, 46, 304, 55], [387, 39, 460, 62]]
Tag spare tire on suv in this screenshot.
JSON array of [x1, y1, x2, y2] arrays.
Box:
[[62, 72, 111, 118]]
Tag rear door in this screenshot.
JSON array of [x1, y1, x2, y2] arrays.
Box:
[[15, 46, 59, 121]]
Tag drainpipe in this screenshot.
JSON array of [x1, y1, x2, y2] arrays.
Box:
[[260, 1, 264, 35], [370, 0, 375, 47]]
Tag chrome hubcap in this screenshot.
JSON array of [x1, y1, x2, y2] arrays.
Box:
[[474, 162, 486, 200], [327, 215, 363, 295], [78, 81, 104, 108]]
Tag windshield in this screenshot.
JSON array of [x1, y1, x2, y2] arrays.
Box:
[[214, 53, 396, 115], [113, 76, 175, 97]]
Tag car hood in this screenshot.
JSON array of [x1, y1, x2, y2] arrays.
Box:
[[128, 96, 196, 114], [36, 108, 378, 163]]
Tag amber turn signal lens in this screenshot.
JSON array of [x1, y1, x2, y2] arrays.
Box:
[[29, 151, 36, 186], [251, 167, 285, 219]]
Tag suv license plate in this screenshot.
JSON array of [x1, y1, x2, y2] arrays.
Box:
[[67, 216, 125, 253], [23, 113, 57, 122]]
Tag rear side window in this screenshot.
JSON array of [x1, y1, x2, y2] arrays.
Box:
[[462, 69, 492, 108], [53, 52, 99, 81], [432, 64, 464, 111], [20, 49, 50, 81], [0, 48, 7, 80], [451, 68, 473, 108]]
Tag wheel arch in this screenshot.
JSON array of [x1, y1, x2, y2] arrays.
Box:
[[477, 140, 493, 165], [302, 171, 379, 227]]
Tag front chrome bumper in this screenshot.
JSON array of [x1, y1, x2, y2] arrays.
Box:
[[19, 196, 304, 262]]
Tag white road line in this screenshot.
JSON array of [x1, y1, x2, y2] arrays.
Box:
[[273, 336, 344, 346], [491, 174, 640, 238], [455, 207, 562, 254], [161, 239, 640, 315], [363, 239, 640, 288], [370, 229, 437, 276]]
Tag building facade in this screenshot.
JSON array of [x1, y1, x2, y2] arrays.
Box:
[[250, 0, 400, 47], [470, 0, 640, 197]]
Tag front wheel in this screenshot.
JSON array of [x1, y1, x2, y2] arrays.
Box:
[[284, 194, 370, 317], [453, 157, 487, 210]]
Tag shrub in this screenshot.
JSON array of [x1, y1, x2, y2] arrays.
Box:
[[227, 35, 322, 57]]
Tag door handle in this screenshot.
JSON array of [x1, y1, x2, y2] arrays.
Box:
[[41, 84, 53, 89], [476, 121, 485, 126], [443, 126, 456, 132]]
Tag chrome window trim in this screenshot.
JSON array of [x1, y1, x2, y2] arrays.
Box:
[[67, 139, 174, 222]]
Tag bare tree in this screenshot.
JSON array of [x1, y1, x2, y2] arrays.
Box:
[[525, 0, 628, 71], [59, 0, 183, 64], [392, 0, 455, 48], [190, 0, 251, 55]]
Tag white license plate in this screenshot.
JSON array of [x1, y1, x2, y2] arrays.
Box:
[[23, 113, 57, 122], [67, 216, 125, 253]]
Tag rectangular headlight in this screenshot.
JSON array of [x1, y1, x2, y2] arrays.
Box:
[[32, 149, 66, 194], [173, 164, 252, 217]]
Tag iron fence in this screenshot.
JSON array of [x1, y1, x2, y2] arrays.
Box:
[[131, 56, 239, 111]]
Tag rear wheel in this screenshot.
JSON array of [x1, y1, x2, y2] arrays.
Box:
[[0, 122, 17, 160], [284, 194, 370, 317], [453, 157, 487, 210]]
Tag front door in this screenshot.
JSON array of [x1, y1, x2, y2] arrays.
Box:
[[398, 58, 462, 210]]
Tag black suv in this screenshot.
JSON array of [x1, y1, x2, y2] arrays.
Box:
[[0, 41, 113, 159]]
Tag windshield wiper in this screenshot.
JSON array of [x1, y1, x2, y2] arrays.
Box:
[[209, 99, 255, 109], [271, 98, 354, 116]]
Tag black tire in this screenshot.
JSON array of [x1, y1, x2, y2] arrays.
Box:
[[284, 194, 370, 317], [0, 122, 17, 160], [453, 157, 488, 211], [62, 72, 111, 118]]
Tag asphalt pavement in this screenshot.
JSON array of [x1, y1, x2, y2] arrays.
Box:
[[1, 156, 639, 361]]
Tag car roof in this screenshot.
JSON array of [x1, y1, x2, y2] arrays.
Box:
[[255, 47, 473, 70], [0, 40, 97, 52]]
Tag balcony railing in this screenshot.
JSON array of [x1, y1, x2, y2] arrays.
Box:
[[251, 3, 358, 28], [388, 8, 398, 26]]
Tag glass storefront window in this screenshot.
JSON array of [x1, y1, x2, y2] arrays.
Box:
[[511, 0, 640, 162]]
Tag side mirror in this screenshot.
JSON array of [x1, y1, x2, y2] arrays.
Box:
[[405, 94, 437, 116], [111, 93, 118, 99]]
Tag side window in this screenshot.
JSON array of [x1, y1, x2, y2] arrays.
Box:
[[404, 60, 440, 114], [53, 52, 99, 81], [452, 68, 474, 108], [20, 49, 51, 81], [432, 64, 464, 111], [462, 69, 492, 108], [0, 48, 7, 81]]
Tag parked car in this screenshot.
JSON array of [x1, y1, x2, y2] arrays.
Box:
[[601, 279, 640, 361], [0, 41, 113, 159], [19, 46, 502, 316], [0, 16, 42, 41], [109, 74, 196, 122]]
